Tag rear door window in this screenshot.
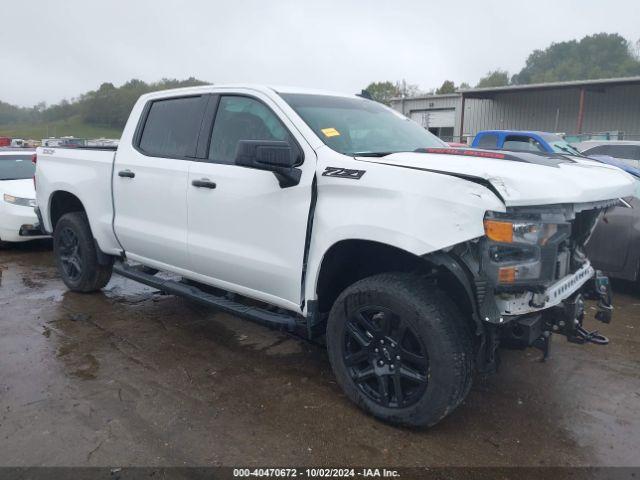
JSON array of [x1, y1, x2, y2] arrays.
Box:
[[139, 96, 207, 158], [503, 136, 546, 152], [476, 134, 499, 149]]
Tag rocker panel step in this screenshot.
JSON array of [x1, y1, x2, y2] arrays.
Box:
[[113, 262, 297, 330]]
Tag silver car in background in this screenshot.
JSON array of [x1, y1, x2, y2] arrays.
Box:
[[577, 140, 640, 169], [586, 174, 640, 286]]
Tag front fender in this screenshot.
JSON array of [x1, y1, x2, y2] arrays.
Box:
[[303, 158, 505, 305]]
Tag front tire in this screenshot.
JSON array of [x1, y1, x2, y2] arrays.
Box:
[[53, 212, 113, 292], [326, 273, 474, 427]]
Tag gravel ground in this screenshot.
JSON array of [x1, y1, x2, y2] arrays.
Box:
[[1, 241, 639, 467]]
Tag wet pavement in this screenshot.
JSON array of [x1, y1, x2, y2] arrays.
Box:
[[1, 242, 639, 467]]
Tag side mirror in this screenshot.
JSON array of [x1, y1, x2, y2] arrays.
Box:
[[235, 140, 302, 188]]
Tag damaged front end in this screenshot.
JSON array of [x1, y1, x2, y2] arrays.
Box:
[[456, 200, 620, 372]]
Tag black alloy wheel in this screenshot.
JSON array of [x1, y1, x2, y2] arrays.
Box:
[[343, 306, 429, 408], [58, 226, 83, 282]]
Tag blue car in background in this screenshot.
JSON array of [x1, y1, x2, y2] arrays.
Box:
[[471, 129, 640, 176], [470, 129, 640, 285]]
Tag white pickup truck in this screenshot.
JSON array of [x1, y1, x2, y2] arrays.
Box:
[[35, 85, 635, 427]]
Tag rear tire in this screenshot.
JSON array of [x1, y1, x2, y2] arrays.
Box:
[[326, 273, 474, 427], [53, 212, 113, 292]]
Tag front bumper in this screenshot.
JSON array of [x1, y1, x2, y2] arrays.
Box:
[[496, 262, 594, 317], [0, 203, 49, 242], [19, 223, 46, 237], [500, 269, 613, 350]]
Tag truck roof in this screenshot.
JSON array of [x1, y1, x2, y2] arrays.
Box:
[[476, 130, 556, 137], [137, 84, 358, 102]]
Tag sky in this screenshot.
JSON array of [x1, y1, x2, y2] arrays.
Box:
[[2, 0, 638, 107]]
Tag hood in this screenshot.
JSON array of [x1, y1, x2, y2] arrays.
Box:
[[1, 178, 36, 199], [356, 151, 636, 207]]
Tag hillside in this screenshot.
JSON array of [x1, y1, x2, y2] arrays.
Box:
[[0, 77, 209, 141], [0, 116, 122, 140]]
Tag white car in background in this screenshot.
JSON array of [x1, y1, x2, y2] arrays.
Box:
[[0, 149, 48, 247]]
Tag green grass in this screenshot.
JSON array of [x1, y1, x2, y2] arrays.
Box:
[[0, 116, 122, 140]]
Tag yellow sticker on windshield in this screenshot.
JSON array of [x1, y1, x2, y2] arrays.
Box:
[[321, 127, 340, 138]]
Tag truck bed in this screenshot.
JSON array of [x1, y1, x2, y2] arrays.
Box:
[[35, 146, 122, 255]]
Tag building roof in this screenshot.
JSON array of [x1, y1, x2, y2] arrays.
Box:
[[395, 76, 640, 101], [461, 76, 640, 98]]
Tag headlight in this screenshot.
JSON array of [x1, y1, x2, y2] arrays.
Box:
[[483, 212, 570, 286], [484, 219, 558, 245], [3, 194, 36, 207]]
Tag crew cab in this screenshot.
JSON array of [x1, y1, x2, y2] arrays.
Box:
[[35, 86, 635, 427]]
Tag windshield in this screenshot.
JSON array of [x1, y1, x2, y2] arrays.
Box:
[[0, 155, 35, 180], [542, 134, 582, 156], [280, 93, 446, 156]]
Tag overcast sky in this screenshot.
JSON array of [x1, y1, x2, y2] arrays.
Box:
[[2, 0, 638, 106]]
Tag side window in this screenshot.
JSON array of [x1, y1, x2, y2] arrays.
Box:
[[138, 96, 206, 158], [584, 145, 611, 156], [583, 144, 640, 160], [476, 134, 498, 149], [209, 96, 295, 164], [609, 145, 640, 160], [503, 136, 545, 152]]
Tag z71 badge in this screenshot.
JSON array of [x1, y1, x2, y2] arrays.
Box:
[[322, 167, 366, 180]]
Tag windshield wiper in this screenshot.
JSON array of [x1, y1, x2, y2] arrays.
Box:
[[555, 144, 586, 157], [352, 152, 396, 157]]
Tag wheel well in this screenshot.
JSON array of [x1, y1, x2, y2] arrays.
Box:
[[315, 240, 475, 325], [50, 191, 85, 230]]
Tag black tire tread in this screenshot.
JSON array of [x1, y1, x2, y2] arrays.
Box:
[[327, 272, 474, 427], [53, 211, 113, 292]]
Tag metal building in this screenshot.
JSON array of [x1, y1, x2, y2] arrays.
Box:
[[390, 76, 640, 143]]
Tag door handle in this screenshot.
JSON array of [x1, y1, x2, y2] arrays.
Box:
[[191, 179, 217, 189], [118, 170, 135, 178]]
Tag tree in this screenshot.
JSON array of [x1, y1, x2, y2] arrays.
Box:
[[436, 80, 456, 94], [459, 82, 471, 90], [0, 77, 211, 134], [363, 81, 399, 105], [512, 33, 640, 84], [632, 39, 640, 60], [395, 79, 420, 98], [476, 70, 510, 88]]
